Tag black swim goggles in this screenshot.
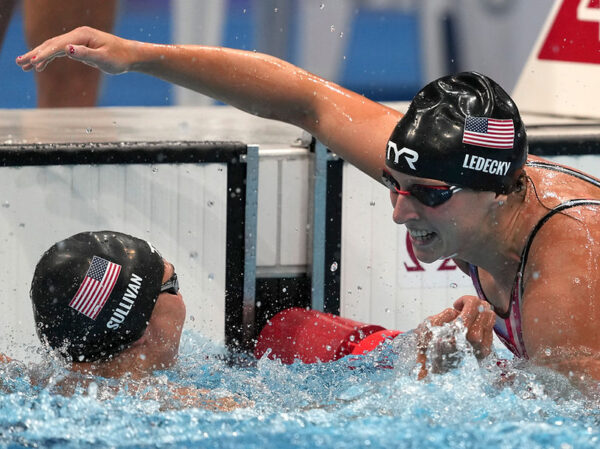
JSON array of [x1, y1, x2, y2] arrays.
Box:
[[160, 272, 179, 295], [381, 169, 462, 207]]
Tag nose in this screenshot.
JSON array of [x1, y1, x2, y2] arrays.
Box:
[[390, 190, 420, 224]]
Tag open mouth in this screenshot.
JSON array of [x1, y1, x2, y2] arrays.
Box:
[[407, 228, 437, 245]]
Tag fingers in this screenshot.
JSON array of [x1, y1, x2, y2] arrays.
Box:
[[428, 307, 460, 327], [16, 26, 96, 72], [428, 296, 496, 360], [456, 295, 495, 359], [415, 307, 459, 379]]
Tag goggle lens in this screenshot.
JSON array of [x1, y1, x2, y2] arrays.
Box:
[[381, 170, 461, 207], [160, 272, 179, 295]]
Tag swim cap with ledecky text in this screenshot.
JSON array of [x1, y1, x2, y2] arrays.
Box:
[[385, 72, 527, 194]]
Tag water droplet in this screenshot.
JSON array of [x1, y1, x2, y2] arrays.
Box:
[[139, 353, 146, 360], [18, 223, 25, 228], [532, 271, 540, 280], [151, 167, 158, 173], [87, 381, 98, 397], [477, 305, 485, 313], [243, 8, 246, 13], [274, 7, 278, 12], [384, 308, 391, 314], [189, 315, 195, 322], [320, 3, 325, 10], [325, 345, 332, 351], [450, 282, 457, 288], [282, 287, 287, 293], [330, 261, 338, 272], [2, 201, 9, 208], [207, 200, 214, 207], [357, 285, 362, 291], [339, 32, 344, 38], [208, 273, 214, 281], [189, 251, 198, 259], [330, 25, 335, 32], [85, 127, 92, 133], [544, 348, 552, 356], [369, 201, 376, 206]]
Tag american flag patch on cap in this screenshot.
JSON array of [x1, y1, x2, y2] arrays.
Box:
[[462, 116, 514, 149], [69, 256, 121, 320]]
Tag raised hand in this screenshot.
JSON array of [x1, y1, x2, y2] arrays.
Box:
[[16, 26, 135, 74]]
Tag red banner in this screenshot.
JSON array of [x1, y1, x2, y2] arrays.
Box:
[[538, 0, 600, 64]]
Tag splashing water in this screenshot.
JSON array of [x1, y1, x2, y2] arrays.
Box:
[[0, 330, 599, 449]]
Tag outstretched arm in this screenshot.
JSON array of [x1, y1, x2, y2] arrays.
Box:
[[16, 26, 402, 180]]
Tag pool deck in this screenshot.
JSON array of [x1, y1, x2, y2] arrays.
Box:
[[0, 105, 308, 149], [2, 104, 600, 150]]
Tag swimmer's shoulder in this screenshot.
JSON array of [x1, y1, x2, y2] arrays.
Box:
[[525, 156, 600, 201], [522, 204, 600, 288]]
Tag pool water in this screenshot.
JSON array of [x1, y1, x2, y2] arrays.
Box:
[[0, 330, 599, 449]]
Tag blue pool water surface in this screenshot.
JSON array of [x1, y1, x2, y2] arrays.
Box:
[[0, 330, 599, 449]]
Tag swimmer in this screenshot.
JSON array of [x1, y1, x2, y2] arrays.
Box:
[[15, 28, 600, 390], [4, 230, 245, 410]]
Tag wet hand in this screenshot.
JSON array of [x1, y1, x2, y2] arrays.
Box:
[[453, 295, 495, 360], [416, 307, 460, 379], [16, 26, 134, 75]]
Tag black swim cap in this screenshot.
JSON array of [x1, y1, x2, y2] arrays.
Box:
[[385, 72, 527, 194], [30, 231, 164, 362]]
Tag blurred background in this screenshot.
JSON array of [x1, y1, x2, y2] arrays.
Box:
[[0, 0, 552, 108]]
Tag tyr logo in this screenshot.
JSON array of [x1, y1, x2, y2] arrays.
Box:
[[386, 141, 419, 170]]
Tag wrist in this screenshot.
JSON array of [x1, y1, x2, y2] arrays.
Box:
[[127, 40, 164, 73]]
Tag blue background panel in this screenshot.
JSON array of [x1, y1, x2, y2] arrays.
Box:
[[0, 1, 421, 108]]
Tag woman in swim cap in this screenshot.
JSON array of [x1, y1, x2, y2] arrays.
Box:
[[16, 28, 600, 389], [22, 231, 245, 410], [30, 230, 186, 378]]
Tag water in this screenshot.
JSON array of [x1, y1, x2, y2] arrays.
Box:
[[0, 331, 599, 449]]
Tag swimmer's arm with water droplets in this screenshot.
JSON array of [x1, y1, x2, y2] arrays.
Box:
[[129, 381, 252, 411], [521, 214, 600, 389], [17, 26, 401, 182]]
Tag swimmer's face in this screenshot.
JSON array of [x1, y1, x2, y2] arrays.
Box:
[[144, 260, 186, 368], [387, 169, 497, 263]]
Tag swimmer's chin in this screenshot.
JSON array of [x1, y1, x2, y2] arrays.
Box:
[[414, 251, 458, 264]]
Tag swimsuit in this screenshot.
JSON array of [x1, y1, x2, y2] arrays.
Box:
[[468, 161, 600, 358]]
